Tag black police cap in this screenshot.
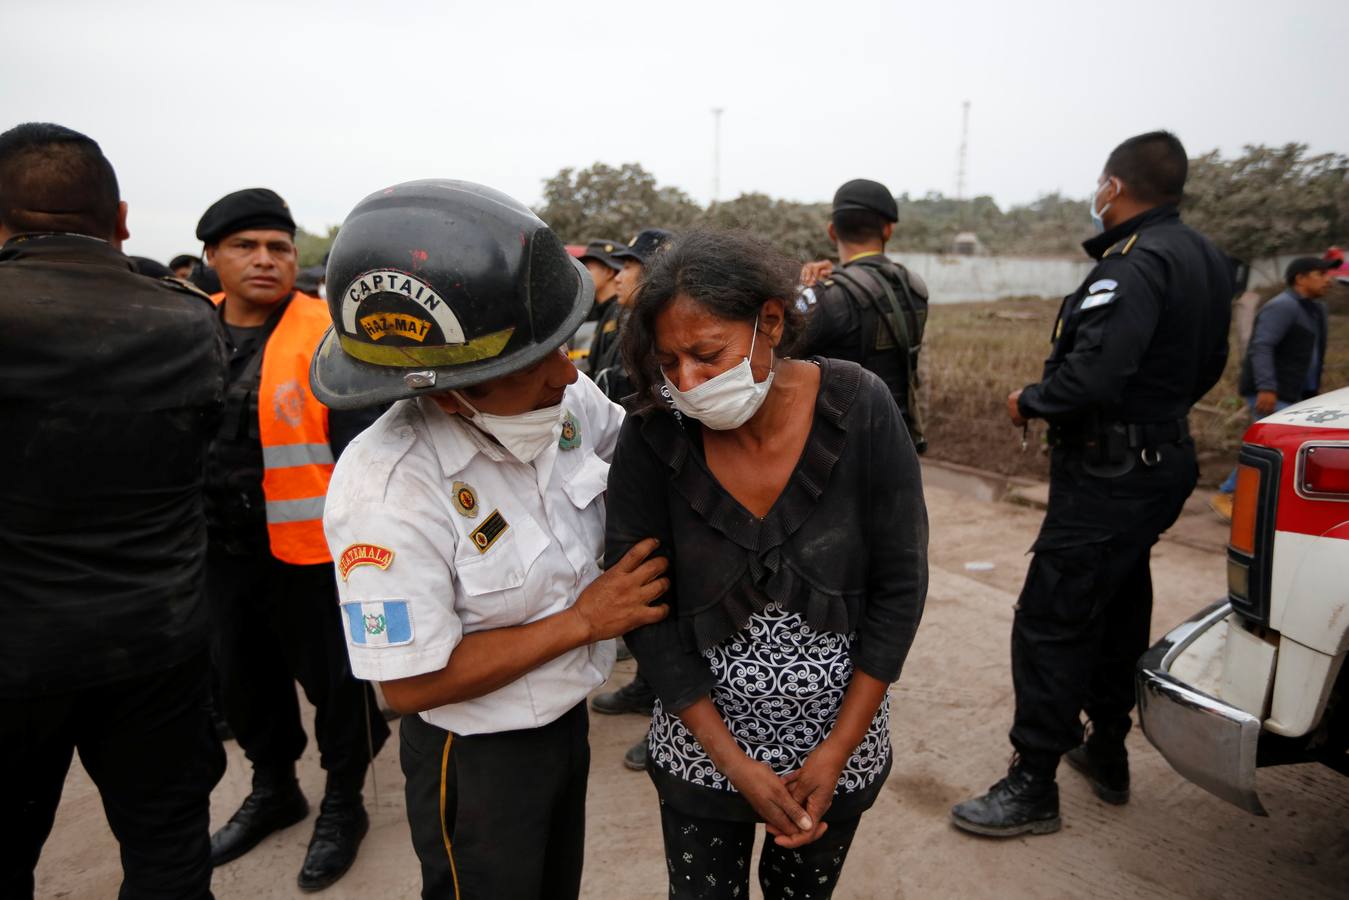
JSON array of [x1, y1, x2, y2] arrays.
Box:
[[579, 239, 627, 272], [612, 228, 673, 265], [1284, 256, 1335, 285], [832, 179, 898, 223], [1284, 256, 1338, 284], [196, 188, 297, 244]]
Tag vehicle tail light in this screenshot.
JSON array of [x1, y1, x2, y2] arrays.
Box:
[[1301, 445, 1349, 498], [1227, 444, 1280, 625], [1229, 464, 1261, 555]]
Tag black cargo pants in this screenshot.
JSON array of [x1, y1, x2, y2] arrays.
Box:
[[1009, 539, 1156, 773], [1009, 442, 1196, 775]]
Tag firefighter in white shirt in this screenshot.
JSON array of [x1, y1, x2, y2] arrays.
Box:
[[310, 180, 668, 899]]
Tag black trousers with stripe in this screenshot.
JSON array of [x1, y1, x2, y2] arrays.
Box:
[[400, 703, 590, 899]]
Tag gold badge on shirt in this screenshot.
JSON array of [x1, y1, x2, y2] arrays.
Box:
[[452, 481, 479, 518]]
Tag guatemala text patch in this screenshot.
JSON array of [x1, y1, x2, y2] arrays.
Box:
[[469, 509, 509, 553], [338, 543, 395, 580], [342, 600, 414, 647]]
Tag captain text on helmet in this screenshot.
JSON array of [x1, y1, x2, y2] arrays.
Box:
[[313, 179, 669, 899]]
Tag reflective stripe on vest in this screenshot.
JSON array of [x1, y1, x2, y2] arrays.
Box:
[[260, 293, 333, 564], [212, 291, 335, 565]]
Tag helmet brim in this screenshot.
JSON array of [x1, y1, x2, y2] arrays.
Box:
[[310, 255, 594, 410]]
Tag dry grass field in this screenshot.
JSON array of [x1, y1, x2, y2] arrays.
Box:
[[920, 283, 1349, 486]]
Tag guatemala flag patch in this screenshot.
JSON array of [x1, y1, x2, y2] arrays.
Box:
[[342, 600, 414, 648]]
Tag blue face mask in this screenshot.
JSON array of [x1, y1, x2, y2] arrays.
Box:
[[1090, 178, 1117, 233]]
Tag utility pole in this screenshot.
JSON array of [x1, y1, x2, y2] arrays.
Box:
[[956, 100, 970, 200], [711, 107, 724, 203]]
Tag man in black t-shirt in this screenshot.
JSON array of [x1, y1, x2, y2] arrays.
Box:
[[0, 123, 227, 899]]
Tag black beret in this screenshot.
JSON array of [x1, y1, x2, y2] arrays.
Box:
[[832, 179, 898, 223], [612, 228, 673, 265], [196, 188, 297, 244], [578, 239, 627, 271]]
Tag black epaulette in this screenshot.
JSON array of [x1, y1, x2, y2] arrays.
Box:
[[159, 275, 216, 306], [1101, 233, 1140, 258]]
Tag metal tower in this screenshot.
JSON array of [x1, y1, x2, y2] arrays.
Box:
[[711, 107, 724, 203], [956, 100, 970, 200]]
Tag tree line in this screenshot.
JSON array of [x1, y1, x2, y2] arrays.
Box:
[[296, 144, 1348, 266]]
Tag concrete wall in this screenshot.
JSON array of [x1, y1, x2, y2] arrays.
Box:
[[889, 251, 1316, 304], [888, 252, 1093, 304]]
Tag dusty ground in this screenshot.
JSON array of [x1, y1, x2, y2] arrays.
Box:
[[36, 465, 1349, 899]]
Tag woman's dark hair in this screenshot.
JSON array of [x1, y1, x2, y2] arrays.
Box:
[[619, 228, 805, 406]]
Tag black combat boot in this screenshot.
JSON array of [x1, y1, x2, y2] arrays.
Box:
[[623, 735, 648, 771], [591, 671, 656, 716], [950, 760, 1061, 837], [297, 791, 370, 892], [1065, 719, 1130, 805], [211, 767, 309, 866]]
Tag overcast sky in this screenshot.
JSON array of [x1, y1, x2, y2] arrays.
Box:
[[5, 0, 1346, 261]]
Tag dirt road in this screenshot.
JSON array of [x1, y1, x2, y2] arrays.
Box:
[[37, 466, 1349, 898]]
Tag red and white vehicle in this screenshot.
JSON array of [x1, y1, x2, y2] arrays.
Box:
[[1138, 387, 1349, 814]]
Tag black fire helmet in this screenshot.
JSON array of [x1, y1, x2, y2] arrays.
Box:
[[310, 180, 592, 409]]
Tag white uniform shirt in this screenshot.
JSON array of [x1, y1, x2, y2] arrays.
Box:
[[323, 375, 625, 735]]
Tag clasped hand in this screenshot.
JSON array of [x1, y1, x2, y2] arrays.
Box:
[[728, 744, 848, 849]]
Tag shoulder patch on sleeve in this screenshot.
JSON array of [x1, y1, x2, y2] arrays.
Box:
[[795, 287, 817, 313], [342, 600, 414, 647], [338, 543, 395, 580], [1080, 291, 1117, 311], [1088, 278, 1118, 294]]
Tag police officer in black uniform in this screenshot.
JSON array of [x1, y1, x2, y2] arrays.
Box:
[[579, 239, 626, 360], [951, 131, 1232, 837], [797, 179, 929, 451], [0, 123, 227, 898], [590, 228, 673, 404], [199, 190, 389, 890]]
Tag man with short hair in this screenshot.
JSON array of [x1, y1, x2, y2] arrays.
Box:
[[198, 188, 388, 890], [951, 131, 1232, 836], [0, 122, 226, 898], [1210, 256, 1335, 518], [170, 253, 198, 279], [797, 179, 930, 451]]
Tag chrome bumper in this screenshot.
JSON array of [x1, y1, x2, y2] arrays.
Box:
[[1137, 600, 1268, 816]]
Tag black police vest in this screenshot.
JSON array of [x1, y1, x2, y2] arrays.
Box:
[[818, 259, 928, 444], [205, 303, 290, 554]]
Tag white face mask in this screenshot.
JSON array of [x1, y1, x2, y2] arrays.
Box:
[[452, 392, 564, 463], [1090, 178, 1117, 233], [662, 317, 775, 431]]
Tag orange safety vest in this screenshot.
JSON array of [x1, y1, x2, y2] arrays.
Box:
[[213, 291, 334, 565]]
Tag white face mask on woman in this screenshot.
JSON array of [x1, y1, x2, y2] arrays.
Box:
[[662, 317, 775, 431], [452, 392, 564, 463]]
